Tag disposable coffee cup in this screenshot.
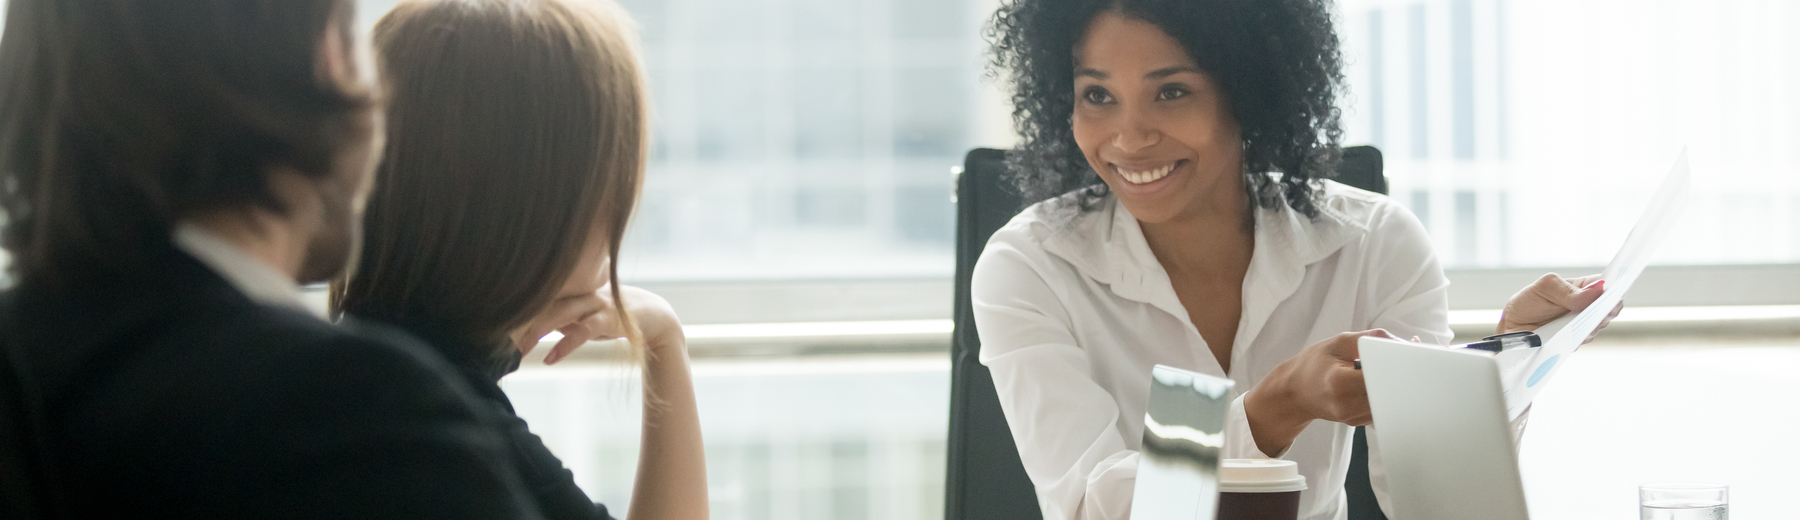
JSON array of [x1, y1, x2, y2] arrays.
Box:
[[1215, 459, 1306, 520]]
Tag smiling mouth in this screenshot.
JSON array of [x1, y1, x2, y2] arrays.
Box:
[[1116, 160, 1182, 185]]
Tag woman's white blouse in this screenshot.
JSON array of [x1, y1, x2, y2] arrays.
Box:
[[971, 181, 1454, 520]]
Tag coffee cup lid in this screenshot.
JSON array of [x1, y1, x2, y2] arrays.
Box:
[[1218, 459, 1307, 493]]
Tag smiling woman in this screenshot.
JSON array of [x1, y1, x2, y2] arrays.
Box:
[[970, 1, 1612, 520]]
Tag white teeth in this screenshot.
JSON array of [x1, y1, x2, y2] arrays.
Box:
[[1118, 163, 1175, 185]]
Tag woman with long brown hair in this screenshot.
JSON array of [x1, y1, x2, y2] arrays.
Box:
[[336, 1, 705, 518]]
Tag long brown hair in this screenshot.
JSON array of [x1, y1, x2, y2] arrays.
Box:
[[0, 0, 374, 288], [338, 0, 647, 352]]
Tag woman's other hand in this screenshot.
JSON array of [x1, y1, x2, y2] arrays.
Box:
[[509, 285, 686, 364], [1245, 329, 1397, 455], [512, 284, 705, 520], [1498, 273, 1622, 345]]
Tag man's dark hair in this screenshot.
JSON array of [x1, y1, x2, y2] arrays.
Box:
[[989, 0, 1346, 217], [0, 0, 373, 287]]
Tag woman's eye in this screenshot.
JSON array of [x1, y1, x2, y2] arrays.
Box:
[[1158, 86, 1190, 101], [1082, 87, 1113, 105]]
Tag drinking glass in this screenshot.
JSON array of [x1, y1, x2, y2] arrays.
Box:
[[1640, 483, 1727, 520]]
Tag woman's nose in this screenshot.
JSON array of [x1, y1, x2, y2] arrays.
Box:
[[1111, 113, 1161, 153]]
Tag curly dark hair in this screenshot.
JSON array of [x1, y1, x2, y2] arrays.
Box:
[[988, 0, 1346, 218]]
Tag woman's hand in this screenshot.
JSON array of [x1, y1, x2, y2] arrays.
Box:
[[512, 284, 705, 520], [1245, 329, 1398, 456], [1498, 273, 1622, 345], [509, 285, 686, 364]]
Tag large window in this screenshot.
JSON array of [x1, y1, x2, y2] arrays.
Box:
[[1338, 0, 1800, 268], [609, 0, 991, 281], [358, 0, 994, 282], [601, 0, 1800, 278], [8, 0, 1790, 280]]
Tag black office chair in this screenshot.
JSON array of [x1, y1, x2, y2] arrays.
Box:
[[1336, 145, 1390, 520], [945, 145, 1389, 520]]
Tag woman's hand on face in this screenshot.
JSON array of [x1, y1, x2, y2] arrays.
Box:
[[1245, 329, 1397, 455], [1498, 273, 1622, 345], [509, 285, 686, 365]]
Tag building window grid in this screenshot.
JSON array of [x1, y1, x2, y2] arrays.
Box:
[[615, 0, 979, 281], [1346, 0, 1800, 267]]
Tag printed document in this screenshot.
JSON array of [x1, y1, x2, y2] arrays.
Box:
[[1499, 150, 1692, 419]]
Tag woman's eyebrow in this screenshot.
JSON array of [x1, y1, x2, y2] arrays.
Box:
[[1146, 66, 1201, 79], [1075, 67, 1108, 79]]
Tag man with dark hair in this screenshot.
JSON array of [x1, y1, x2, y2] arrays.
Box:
[[0, 1, 543, 517]]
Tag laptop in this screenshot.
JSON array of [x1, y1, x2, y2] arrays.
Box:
[[1358, 336, 1531, 520]]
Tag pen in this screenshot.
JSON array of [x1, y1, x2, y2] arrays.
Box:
[[1352, 332, 1541, 370]]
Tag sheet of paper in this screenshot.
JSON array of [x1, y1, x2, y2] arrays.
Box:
[[1499, 150, 1692, 419]]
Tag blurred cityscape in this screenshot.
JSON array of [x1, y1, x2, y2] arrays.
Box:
[[504, 356, 951, 520], [0, 0, 1794, 280], [591, 0, 1800, 279], [1339, 0, 1800, 268], [607, 0, 987, 280]]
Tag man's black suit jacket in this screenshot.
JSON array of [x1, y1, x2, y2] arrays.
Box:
[[0, 243, 547, 518]]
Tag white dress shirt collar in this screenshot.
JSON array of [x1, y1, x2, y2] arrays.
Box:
[[1039, 181, 1368, 348], [172, 221, 315, 318]]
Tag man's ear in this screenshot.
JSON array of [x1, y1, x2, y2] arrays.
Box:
[[315, 6, 366, 94]]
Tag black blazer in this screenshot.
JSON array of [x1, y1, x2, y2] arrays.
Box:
[[0, 243, 547, 519]]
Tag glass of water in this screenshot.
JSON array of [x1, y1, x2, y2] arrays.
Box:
[[1640, 483, 1728, 520]]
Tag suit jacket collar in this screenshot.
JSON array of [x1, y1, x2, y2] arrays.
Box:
[[171, 222, 311, 317], [5, 240, 266, 396]]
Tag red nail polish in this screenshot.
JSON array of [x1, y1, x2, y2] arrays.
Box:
[[1583, 279, 1605, 290]]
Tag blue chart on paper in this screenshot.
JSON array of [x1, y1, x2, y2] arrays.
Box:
[[1527, 355, 1559, 387]]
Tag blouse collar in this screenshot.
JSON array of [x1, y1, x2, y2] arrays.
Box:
[[1040, 182, 1366, 353]]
